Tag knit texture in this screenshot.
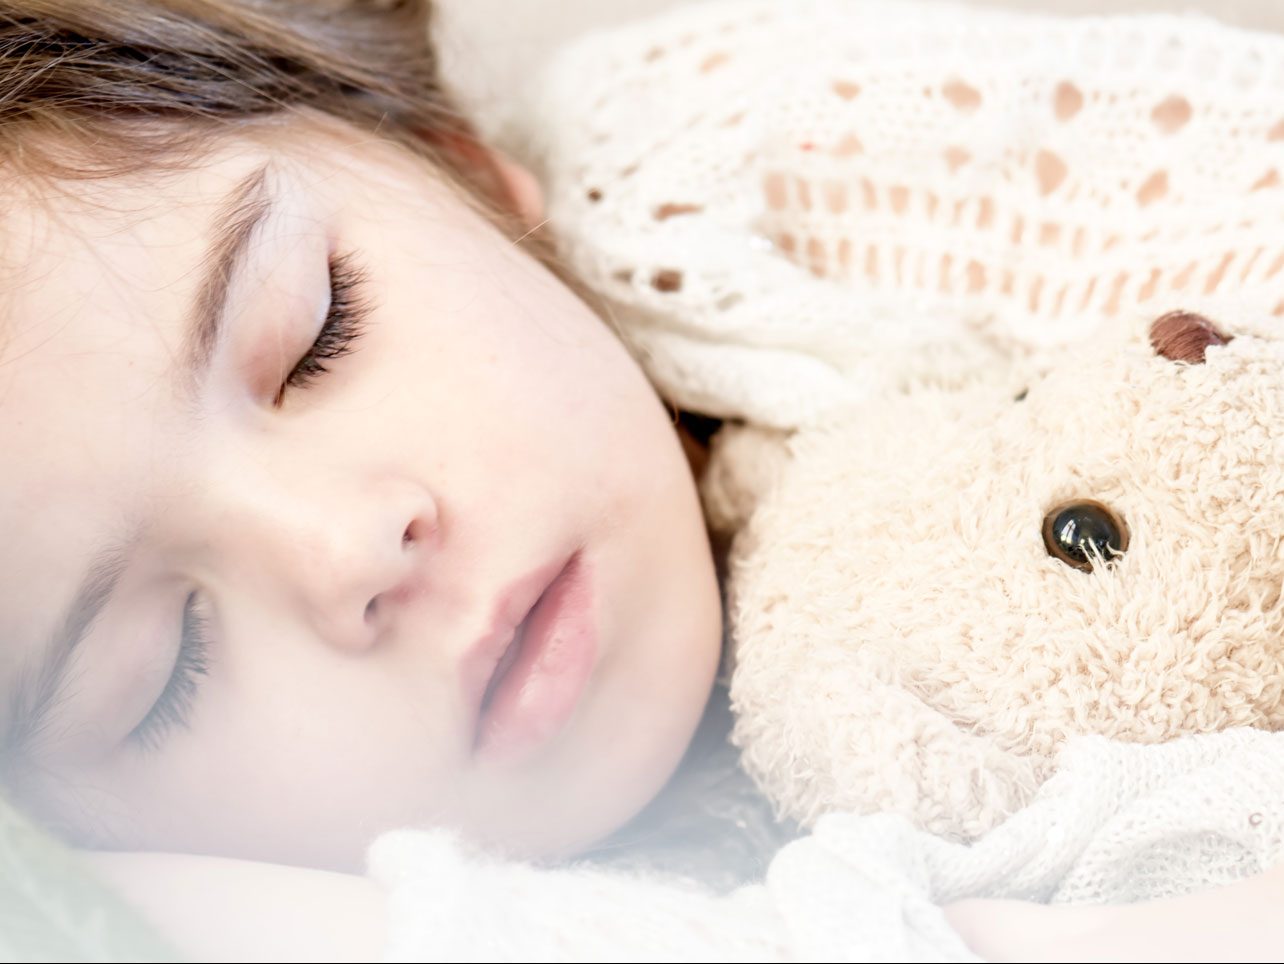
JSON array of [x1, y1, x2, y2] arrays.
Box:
[[518, 0, 1284, 428]]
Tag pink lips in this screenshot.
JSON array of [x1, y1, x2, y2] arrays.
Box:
[[462, 552, 597, 765]]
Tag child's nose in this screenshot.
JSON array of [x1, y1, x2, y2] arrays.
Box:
[[250, 482, 440, 653]]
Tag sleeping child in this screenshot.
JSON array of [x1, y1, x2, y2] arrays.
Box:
[[2, 1, 1283, 960]]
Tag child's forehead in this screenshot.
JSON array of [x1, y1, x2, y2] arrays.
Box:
[[0, 162, 243, 359], [0, 118, 361, 242]]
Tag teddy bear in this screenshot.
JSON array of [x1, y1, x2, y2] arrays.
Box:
[[705, 309, 1284, 839], [515, 0, 1284, 840]]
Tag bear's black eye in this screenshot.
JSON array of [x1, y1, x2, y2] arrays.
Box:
[[1041, 500, 1129, 572]]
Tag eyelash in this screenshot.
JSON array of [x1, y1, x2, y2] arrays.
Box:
[[131, 255, 371, 750], [129, 592, 211, 751], [273, 252, 371, 404]]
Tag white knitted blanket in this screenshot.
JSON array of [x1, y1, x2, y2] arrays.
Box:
[[372, 731, 1284, 961], [369, 3, 1284, 959], [513, 0, 1284, 428]]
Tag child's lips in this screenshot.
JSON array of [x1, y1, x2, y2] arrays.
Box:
[[460, 551, 598, 764]]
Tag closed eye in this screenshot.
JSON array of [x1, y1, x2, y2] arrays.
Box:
[[274, 252, 371, 405], [129, 590, 212, 752]]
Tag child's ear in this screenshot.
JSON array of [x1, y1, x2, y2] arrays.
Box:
[[426, 130, 545, 230], [486, 150, 545, 231]]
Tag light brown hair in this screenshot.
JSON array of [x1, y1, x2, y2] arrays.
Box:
[[0, 0, 518, 215]]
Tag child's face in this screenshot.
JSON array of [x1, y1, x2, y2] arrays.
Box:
[[0, 119, 722, 869]]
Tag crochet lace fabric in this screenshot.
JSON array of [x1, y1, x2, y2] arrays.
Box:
[[519, 0, 1284, 427]]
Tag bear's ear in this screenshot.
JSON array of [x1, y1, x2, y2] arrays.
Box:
[[1149, 310, 1232, 364]]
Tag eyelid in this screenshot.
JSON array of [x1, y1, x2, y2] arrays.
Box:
[[273, 251, 371, 406], [220, 232, 331, 406], [127, 589, 213, 752]]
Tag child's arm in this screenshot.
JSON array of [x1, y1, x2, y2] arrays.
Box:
[[945, 859, 1284, 963], [87, 851, 386, 963]]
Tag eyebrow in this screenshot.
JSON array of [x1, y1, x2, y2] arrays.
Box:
[[1, 167, 274, 764], [180, 162, 274, 399], [4, 540, 132, 760]]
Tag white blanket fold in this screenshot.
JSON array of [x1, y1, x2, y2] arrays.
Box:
[[371, 730, 1284, 962]]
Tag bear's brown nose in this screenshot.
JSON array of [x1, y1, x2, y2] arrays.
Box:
[[1149, 310, 1232, 364]]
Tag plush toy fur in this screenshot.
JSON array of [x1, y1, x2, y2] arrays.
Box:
[[709, 310, 1284, 838]]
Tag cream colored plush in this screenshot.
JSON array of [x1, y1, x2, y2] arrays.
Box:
[[712, 310, 1284, 838]]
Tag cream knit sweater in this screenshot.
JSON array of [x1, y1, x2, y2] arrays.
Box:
[[370, 3, 1284, 959]]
